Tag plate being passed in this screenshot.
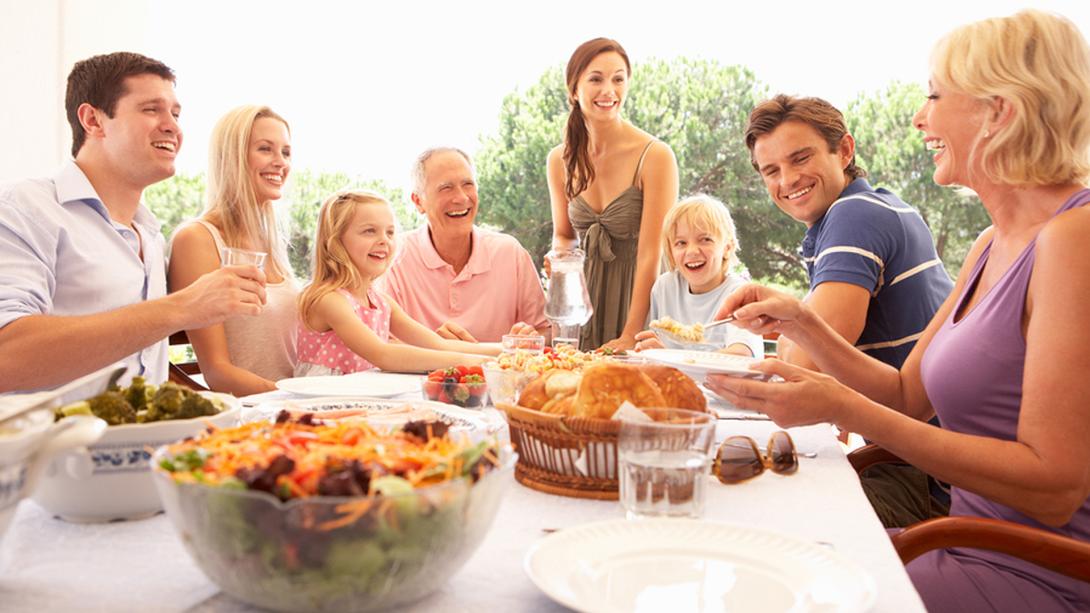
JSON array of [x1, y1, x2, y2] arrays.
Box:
[[640, 349, 773, 380], [525, 518, 876, 613], [276, 371, 420, 398]]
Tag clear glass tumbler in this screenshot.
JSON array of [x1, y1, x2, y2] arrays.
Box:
[[617, 408, 716, 519]]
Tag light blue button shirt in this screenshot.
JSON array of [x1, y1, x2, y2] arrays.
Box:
[[0, 161, 169, 389]]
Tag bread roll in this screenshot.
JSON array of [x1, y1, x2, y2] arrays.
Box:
[[573, 363, 666, 419], [638, 364, 707, 413]]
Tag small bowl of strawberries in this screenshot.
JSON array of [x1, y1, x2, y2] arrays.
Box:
[[422, 365, 489, 409]]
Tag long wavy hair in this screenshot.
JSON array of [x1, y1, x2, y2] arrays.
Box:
[[298, 190, 392, 330], [203, 105, 292, 279], [563, 38, 631, 200]]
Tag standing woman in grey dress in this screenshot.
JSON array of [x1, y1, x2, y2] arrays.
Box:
[[546, 38, 678, 351]]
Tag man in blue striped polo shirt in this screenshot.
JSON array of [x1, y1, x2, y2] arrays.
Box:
[[745, 94, 953, 527]]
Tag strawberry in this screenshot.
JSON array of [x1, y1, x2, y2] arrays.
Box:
[[427, 370, 445, 382], [462, 374, 484, 385], [438, 389, 452, 404], [467, 365, 484, 377], [455, 365, 470, 378]]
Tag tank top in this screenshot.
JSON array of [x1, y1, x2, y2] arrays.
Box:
[[295, 288, 391, 375], [183, 220, 300, 381], [567, 139, 656, 349], [919, 188, 1090, 602]]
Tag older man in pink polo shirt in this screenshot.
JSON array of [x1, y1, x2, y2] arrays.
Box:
[[383, 147, 549, 342]]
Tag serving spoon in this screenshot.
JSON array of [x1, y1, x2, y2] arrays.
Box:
[[0, 364, 126, 424]]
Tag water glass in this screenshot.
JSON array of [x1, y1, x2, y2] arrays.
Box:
[[501, 334, 546, 354], [220, 247, 267, 268], [617, 408, 716, 519]]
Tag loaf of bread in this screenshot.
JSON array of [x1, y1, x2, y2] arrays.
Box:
[[516, 362, 706, 419]]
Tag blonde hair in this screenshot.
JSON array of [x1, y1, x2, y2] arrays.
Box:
[[931, 10, 1090, 186], [298, 190, 392, 329], [203, 105, 292, 278], [661, 194, 740, 272]]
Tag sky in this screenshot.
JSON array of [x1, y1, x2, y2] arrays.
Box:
[[144, 0, 1090, 192]]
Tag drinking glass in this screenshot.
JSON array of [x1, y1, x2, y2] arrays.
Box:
[[220, 247, 267, 268], [544, 248, 593, 348], [617, 408, 716, 519]]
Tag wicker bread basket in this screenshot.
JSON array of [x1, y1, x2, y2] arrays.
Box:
[[496, 402, 622, 500]]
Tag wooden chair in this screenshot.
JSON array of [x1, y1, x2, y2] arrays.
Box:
[[847, 444, 1090, 582], [168, 331, 207, 391]]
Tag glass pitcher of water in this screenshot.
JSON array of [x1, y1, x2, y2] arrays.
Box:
[[544, 248, 593, 348]]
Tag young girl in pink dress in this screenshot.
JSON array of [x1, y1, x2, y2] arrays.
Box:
[[295, 190, 498, 376]]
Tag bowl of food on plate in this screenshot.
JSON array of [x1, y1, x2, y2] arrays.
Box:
[[152, 412, 515, 612], [421, 366, 488, 408], [31, 376, 240, 522], [482, 344, 624, 406]]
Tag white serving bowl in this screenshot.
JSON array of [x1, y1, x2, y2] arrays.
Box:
[[1, 400, 106, 542], [31, 391, 239, 522]]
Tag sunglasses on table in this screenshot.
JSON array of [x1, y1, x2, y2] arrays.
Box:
[[712, 431, 798, 484]]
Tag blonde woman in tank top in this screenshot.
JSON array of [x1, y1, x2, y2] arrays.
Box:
[[546, 38, 679, 351], [168, 105, 301, 395]]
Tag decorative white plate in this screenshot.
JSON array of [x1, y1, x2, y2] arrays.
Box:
[[275, 372, 420, 398], [525, 518, 876, 613], [640, 349, 773, 380], [253, 397, 491, 433]]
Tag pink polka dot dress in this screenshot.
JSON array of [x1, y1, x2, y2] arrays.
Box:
[[294, 288, 391, 376]]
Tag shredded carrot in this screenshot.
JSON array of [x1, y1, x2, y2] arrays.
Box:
[[159, 417, 497, 504]]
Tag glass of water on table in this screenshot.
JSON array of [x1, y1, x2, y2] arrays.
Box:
[[617, 408, 716, 519]]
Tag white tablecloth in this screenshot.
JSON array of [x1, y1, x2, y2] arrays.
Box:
[[0, 386, 925, 612]]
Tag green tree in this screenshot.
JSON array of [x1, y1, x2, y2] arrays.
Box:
[[143, 172, 206, 241], [476, 59, 808, 287], [847, 82, 990, 276]]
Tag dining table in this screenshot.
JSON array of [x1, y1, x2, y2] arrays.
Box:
[[0, 378, 926, 612]]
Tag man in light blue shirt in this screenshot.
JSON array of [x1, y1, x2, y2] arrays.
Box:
[[0, 52, 267, 393]]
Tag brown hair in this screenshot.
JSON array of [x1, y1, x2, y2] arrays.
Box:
[[744, 94, 866, 181], [563, 38, 631, 200], [65, 51, 176, 156]]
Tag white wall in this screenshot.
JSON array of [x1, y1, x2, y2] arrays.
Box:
[[0, 0, 150, 182]]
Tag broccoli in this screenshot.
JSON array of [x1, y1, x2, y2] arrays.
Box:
[[145, 382, 188, 421], [123, 375, 155, 412], [86, 390, 137, 425]]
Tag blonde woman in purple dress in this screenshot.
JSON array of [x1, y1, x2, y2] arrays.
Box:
[[707, 10, 1090, 612]]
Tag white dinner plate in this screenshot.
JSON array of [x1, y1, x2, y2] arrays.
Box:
[[525, 518, 876, 613], [640, 349, 773, 380], [253, 396, 491, 433], [275, 371, 419, 397]]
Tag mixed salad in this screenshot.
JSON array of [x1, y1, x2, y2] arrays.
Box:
[[492, 344, 624, 375], [155, 412, 504, 609]]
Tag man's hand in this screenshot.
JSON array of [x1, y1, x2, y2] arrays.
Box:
[[436, 321, 477, 342], [507, 322, 537, 336], [170, 265, 267, 329], [633, 330, 664, 352]]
